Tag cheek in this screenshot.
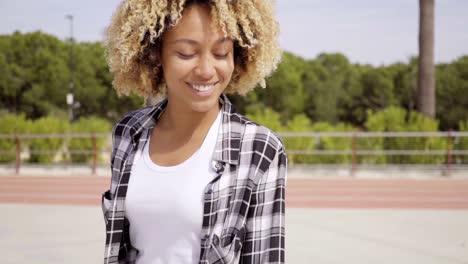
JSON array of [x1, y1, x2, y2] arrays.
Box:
[[163, 59, 194, 80], [220, 60, 235, 80]]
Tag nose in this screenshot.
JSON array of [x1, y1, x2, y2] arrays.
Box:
[[194, 56, 216, 80]]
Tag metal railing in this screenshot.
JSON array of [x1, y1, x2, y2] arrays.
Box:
[[278, 131, 468, 176], [1, 131, 467, 176], [0, 133, 109, 175]]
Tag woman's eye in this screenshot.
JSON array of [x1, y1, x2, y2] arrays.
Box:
[[214, 53, 229, 59], [176, 52, 195, 59]]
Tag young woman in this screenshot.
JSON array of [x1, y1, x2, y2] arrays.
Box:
[[101, 0, 287, 263]]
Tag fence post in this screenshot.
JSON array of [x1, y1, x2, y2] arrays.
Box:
[[351, 132, 357, 177], [91, 133, 97, 175], [446, 130, 452, 177], [15, 135, 21, 175]]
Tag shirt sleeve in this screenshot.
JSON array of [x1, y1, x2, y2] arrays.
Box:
[[241, 144, 287, 263], [102, 121, 120, 226]]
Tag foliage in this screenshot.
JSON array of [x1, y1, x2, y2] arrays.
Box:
[[281, 114, 314, 164], [27, 116, 70, 163], [311, 122, 357, 164], [365, 107, 446, 164], [258, 52, 308, 122], [69, 117, 111, 163], [0, 32, 69, 119], [436, 56, 468, 130], [0, 31, 144, 123], [285, 117, 357, 164], [2, 31, 467, 131], [1, 31, 467, 165], [457, 120, 468, 164], [245, 107, 282, 132], [0, 113, 29, 162]]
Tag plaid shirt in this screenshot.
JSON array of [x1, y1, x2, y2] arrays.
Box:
[[102, 94, 287, 264]]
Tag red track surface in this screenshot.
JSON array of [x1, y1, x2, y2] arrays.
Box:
[[1, 176, 468, 209]]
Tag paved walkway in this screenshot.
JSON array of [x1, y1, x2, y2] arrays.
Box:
[[1, 204, 467, 264]]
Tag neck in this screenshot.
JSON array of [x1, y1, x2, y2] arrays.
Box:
[[157, 100, 221, 138]]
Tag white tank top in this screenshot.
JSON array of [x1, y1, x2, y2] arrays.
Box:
[[125, 111, 222, 264]]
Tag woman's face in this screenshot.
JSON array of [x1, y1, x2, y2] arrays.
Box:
[[161, 4, 235, 113]]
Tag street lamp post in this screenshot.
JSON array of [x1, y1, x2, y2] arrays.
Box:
[[65, 14, 75, 122]]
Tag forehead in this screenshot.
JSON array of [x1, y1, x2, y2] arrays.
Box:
[[163, 4, 227, 44]]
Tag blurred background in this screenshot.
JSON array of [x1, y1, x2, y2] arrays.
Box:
[[0, 0, 467, 263]]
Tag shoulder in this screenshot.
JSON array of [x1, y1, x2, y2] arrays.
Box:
[[231, 113, 287, 181], [235, 113, 286, 159], [111, 106, 154, 138], [221, 94, 285, 156]]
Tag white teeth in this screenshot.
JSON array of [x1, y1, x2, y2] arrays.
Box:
[[191, 84, 214, 92]]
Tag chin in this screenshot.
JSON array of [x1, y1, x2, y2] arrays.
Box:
[[189, 98, 220, 113]]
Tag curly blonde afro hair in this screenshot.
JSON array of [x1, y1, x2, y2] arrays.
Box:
[[105, 0, 282, 99]]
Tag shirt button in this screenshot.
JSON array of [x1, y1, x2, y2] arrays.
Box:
[[212, 234, 220, 246], [212, 160, 223, 172]]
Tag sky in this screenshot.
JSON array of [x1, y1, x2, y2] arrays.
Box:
[[1, 0, 467, 66]]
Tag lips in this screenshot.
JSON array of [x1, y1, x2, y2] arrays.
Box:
[[187, 81, 219, 95], [191, 83, 215, 92]]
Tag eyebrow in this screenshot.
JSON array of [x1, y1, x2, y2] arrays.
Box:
[[172, 37, 230, 45]]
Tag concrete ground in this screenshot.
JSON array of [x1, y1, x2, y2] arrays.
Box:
[[1, 204, 467, 264]]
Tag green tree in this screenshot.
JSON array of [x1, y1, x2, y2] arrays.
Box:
[[436, 56, 468, 130], [0, 31, 69, 119], [258, 52, 307, 122], [349, 66, 397, 125], [306, 53, 361, 124], [0, 31, 146, 123], [388, 58, 418, 115]]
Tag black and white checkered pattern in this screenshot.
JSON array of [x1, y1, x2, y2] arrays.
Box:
[[102, 94, 287, 263]]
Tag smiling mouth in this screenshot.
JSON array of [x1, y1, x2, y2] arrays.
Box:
[[189, 82, 218, 92]]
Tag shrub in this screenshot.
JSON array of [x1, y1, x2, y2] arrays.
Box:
[[0, 114, 29, 163], [27, 116, 69, 163], [282, 114, 357, 164], [69, 117, 111, 163], [245, 107, 283, 132], [282, 114, 314, 164], [457, 120, 468, 164], [365, 107, 446, 164], [308, 122, 356, 164]]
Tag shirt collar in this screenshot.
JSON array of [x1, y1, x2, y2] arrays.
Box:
[[129, 93, 242, 165]]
